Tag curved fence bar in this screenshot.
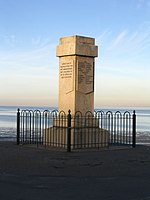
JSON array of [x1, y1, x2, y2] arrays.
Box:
[[106, 111, 113, 144]]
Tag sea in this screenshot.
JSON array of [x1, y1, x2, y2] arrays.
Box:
[[0, 106, 150, 145]]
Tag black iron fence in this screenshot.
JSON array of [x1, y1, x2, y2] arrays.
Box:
[[16, 109, 136, 151]]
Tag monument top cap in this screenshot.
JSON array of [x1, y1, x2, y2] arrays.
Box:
[[56, 35, 98, 57], [59, 35, 95, 45]]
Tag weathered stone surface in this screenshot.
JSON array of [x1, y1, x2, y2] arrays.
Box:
[[56, 35, 98, 57], [44, 127, 109, 149], [56, 35, 98, 115]]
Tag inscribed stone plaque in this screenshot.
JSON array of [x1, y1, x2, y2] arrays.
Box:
[[59, 60, 74, 94], [77, 61, 94, 94]]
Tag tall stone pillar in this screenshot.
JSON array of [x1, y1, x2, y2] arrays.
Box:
[[44, 35, 108, 149], [56, 35, 98, 115]]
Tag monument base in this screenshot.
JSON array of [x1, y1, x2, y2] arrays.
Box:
[[53, 117, 99, 128], [44, 127, 109, 149]]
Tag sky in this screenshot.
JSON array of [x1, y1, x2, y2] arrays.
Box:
[[0, 0, 150, 108]]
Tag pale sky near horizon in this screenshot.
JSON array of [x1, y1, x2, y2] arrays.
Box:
[[0, 0, 150, 107]]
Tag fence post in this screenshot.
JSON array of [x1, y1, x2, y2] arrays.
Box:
[[132, 110, 136, 148], [17, 108, 20, 145], [67, 110, 71, 152]]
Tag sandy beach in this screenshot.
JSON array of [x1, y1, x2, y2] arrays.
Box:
[[0, 142, 150, 200]]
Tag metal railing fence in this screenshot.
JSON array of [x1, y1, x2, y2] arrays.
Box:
[[17, 109, 136, 151]]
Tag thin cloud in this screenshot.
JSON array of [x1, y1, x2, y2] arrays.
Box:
[[0, 34, 17, 47], [102, 27, 150, 56], [96, 26, 150, 77], [96, 30, 112, 45], [108, 30, 128, 50], [0, 38, 57, 73]]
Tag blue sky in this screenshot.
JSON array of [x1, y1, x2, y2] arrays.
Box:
[[0, 0, 150, 107]]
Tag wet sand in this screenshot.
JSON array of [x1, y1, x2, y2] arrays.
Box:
[[0, 142, 150, 200]]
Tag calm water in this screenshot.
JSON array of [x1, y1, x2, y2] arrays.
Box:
[[0, 106, 150, 144]]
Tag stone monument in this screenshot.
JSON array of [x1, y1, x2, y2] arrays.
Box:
[[56, 35, 98, 115], [44, 35, 108, 149]]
